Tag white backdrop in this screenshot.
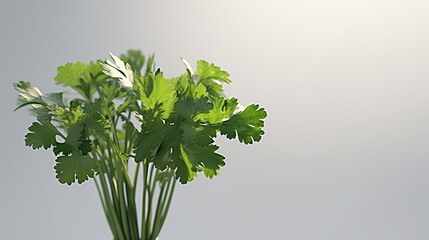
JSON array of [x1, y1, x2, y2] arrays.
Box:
[[1, 1, 429, 239]]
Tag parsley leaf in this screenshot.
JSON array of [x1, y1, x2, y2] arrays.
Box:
[[137, 72, 177, 119], [134, 119, 173, 163], [174, 145, 197, 184], [55, 61, 103, 99], [220, 104, 267, 144], [196, 60, 232, 84], [53, 124, 92, 156], [25, 121, 58, 150], [181, 143, 225, 175], [196, 60, 231, 98], [55, 62, 87, 87], [54, 151, 98, 185], [195, 97, 238, 124]]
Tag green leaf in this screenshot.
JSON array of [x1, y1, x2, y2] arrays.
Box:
[[134, 119, 173, 163], [196, 60, 231, 98], [54, 151, 98, 185], [83, 100, 111, 136], [120, 50, 145, 75], [55, 62, 87, 87], [53, 124, 92, 156], [53, 106, 86, 126], [175, 77, 208, 100], [54, 61, 103, 99], [138, 72, 177, 119], [44, 92, 65, 107], [220, 104, 267, 144], [145, 53, 155, 76], [203, 168, 219, 179], [78, 138, 92, 156], [180, 122, 215, 146], [53, 142, 74, 156], [117, 96, 136, 114], [32, 107, 53, 124], [195, 97, 238, 124], [152, 141, 173, 171], [173, 145, 197, 184], [196, 60, 232, 84], [52, 104, 92, 156], [174, 97, 212, 121], [25, 122, 58, 150], [86, 60, 104, 80], [182, 144, 225, 173]]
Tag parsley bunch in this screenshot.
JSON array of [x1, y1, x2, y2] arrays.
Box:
[[14, 50, 267, 240]]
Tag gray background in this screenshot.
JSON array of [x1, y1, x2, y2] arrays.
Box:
[[1, 0, 429, 239]]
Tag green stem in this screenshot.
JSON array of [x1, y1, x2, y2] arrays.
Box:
[[146, 165, 156, 238], [150, 180, 168, 240], [98, 143, 121, 224], [150, 175, 175, 239], [160, 178, 176, 229], [133, 162, 141, 192], [93, 148, 125, 240], [141, 163, 149, 239], [117, 166, 131, 240], [95, 143, 126, 240], [93, 177, 115, 237]]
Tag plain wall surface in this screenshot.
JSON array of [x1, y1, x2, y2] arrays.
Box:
[[1, 1, 429, 239]]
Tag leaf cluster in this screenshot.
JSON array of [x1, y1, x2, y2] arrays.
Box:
[[14, 50, 267, 185]]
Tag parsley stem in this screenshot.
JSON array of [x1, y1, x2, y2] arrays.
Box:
[[141, 163, 149, 239], [146, 164, 156, 237], [150, 178, 169, 240], [93, 147, 125, 240], [133, 162, 140, 192], [93, 177, 115, 237], [160, 178, 176, 230]]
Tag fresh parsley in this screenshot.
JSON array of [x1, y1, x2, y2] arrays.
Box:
[[14, 50, 267, 240]]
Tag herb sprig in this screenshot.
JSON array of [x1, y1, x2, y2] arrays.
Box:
[[14, 50, 267, 240]]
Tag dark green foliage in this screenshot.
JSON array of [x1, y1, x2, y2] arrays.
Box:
[[54, 151, 98, 185]]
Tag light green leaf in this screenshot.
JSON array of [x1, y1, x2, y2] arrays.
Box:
[[195, 97, 238, 124], [196, 60, 231, 84], [196, 60, 231, 98], [55, 62, 87, 87], [203, 168, 219, 179], [220, 104, 267, 144], [138, 72, 177, 119], [53, 106, 86, 126], [54, 61, 102, 99]]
